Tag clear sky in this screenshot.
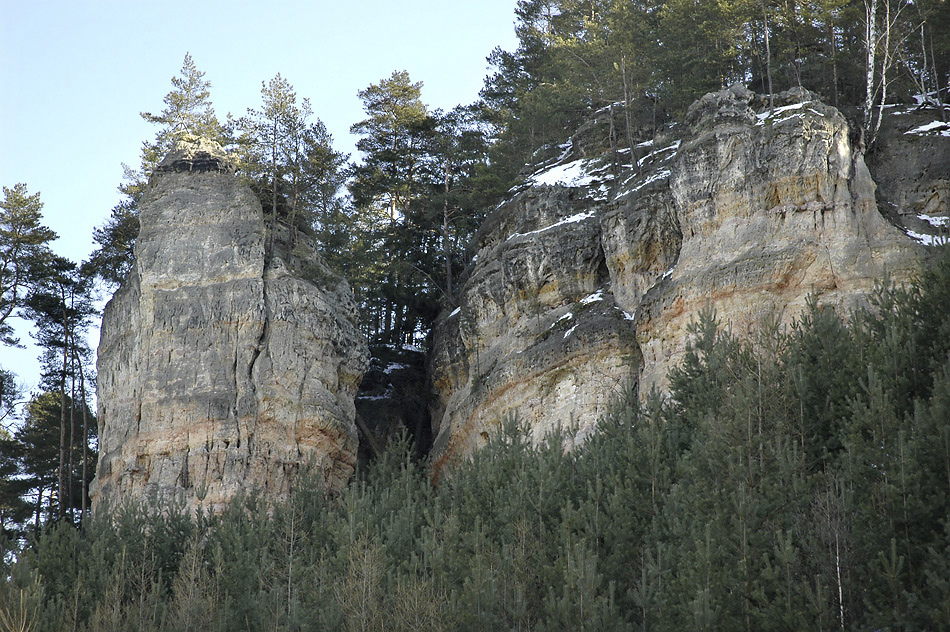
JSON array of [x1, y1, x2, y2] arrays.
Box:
[[0, 0, 519, 397]]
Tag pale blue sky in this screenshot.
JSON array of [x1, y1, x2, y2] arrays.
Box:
[[0, 0, 518, 396]]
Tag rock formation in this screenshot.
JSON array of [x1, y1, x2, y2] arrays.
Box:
[[91, 138, 368, 512], [864, 101, 950, 241], [430, 86, 942, 470]]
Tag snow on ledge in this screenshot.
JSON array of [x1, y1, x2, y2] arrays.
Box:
[[617, 169, 672, 199], [756, 101, 809, 123], [507, 210, 597, 241], [904, 121, 950, 137], [918, 214, 950, 228], [906, 229, 950, 246], [580, 289, 606, 305], [549, 312, 574, 330], [528, 157, 597, 187], [637, 141, 680, 168]]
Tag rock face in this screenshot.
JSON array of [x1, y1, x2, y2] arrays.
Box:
[[865, 103, 950, 240], [430, 87, 939, 469], [91, 138, 368, 512], [636, 86, 925, 393]]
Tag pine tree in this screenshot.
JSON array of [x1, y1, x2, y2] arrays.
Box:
[[0, 368, 22, 428], [23, 255, 97, 523], [424, 107, 491, 305], [350, 71, 440, 345], [235, 74, 301, 240], [88, 54, 224, 288], [82, 199, 139, 288], [0, 183, 57, 346], [298, 120, 352, 265], [350, 71, 431, 223], [234, 74, 347, 258], [126, 52, 226, 199], [16, 392, 66, 526], [0, 434, 31, 541]]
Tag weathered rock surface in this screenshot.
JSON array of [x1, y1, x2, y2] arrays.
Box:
[[429, 183, 640, 470], [865, 103, 950, 241], [91, 138, 368, 512], [636, 86, 923, 393], [431, 86, 939, 468]]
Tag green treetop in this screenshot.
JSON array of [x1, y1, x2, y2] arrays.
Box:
[[122, 52, 226, 201], [0, 183, 56, 347], [350, 70, 432, 223]]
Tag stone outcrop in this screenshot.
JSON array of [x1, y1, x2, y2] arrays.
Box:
[[91, 138, 368, 512], [865, 102, 950, 240], [635, 86, 923, 393], [429, 182, 640, 469], [430, 86, 940, 469]]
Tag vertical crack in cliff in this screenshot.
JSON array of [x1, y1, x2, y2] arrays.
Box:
[[596, 240, 611, 287], [248, 300, 267, 386], [179, 442, 190, 489], [294, 359, 312, 459], [245, 276, 269, 457]]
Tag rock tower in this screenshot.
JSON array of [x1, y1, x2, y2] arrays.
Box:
[[91, 138, 368, 512]]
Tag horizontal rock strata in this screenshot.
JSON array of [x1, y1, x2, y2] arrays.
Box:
[[431, 86, 934, 468]]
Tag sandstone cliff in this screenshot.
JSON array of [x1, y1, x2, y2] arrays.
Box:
[[91, 138, 368, 512], [430, 86, 942, 469]]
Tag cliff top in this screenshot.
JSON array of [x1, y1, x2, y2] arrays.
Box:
[[155, 135, 236, 174]]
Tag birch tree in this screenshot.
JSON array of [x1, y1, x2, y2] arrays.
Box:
[[863, 0, 915, 147]]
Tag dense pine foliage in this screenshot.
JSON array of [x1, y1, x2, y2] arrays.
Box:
[[480, 0, 950, 180], [2, 248, 948, 631]]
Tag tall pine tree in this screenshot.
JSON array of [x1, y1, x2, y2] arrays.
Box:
[[88, 54, 224, 289], [350, 71, 440, 345]]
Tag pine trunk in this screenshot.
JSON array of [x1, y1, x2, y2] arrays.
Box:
[[57, 289, 68, 519], [79, 357, 90, 524], [621, 55, 636, 171], [443, 170, 454, 305], [68, 362, 75, 522]]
